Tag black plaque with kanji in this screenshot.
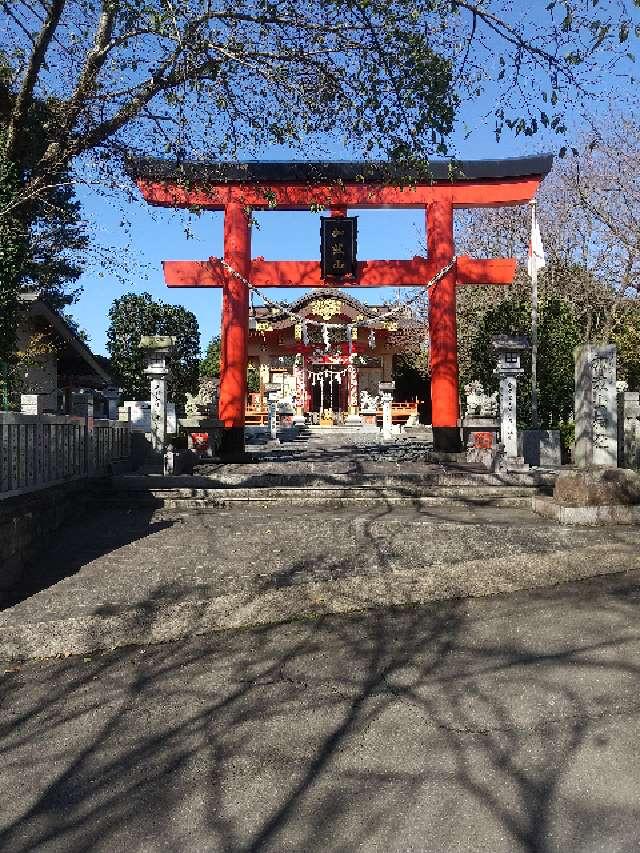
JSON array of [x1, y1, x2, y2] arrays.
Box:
[[320, 216, 357, 280]]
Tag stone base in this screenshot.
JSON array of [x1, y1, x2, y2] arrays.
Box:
[[433, 427, 462, 453], [462, 418, 498, 448], [533, 495, 640, 526], [343, 415, 363, 429], [553, 468, 640, 507], [218, 427, 246, 458], [466, 446, 503, 471]]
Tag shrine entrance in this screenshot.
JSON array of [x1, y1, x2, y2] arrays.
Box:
[[128, 156, 551, 454], [309, 367, 348, 416]]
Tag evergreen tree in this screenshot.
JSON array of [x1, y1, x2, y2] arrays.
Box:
[[107, 293, 200, 410]]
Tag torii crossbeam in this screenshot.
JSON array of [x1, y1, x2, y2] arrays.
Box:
[[129, 156, 552, 454]]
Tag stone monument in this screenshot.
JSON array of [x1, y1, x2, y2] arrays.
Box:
[[139, 335, 175, 452], [491, 336, 529, 459], [574, 344, 617, 468], [618, 390, 640, 470]]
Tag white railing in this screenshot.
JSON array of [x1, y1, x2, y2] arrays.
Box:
[[0, 413, 131, 497]]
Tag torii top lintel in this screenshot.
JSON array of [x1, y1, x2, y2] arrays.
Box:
[[129, 154, 552, 211]]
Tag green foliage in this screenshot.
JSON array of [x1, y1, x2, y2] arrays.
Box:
[[200, 336, 221, 378], [392, 350, 429, 400], [613, 308, 640, 391], [107, 293, 200, 410], [0, 57, 87, 311], [465, 295, 581, 428], [0, 148, 27, 368]]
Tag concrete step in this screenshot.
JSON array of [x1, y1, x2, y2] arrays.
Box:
[[112, 471, 557, 491], [101, 484, 543, 509]]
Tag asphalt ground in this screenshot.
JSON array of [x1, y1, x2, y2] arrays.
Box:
[[1, 569, 640, 852], [2, 502, 639, 662]]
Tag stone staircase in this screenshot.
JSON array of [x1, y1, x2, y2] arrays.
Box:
[[103, 468, 556, 510]]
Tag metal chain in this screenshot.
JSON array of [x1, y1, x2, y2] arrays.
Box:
[[220, 257, 456, 328]]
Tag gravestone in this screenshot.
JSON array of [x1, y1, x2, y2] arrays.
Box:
[[575, 344, 617, 468]]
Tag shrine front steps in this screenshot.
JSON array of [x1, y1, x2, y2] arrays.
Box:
[[104, 473, 555, 510]]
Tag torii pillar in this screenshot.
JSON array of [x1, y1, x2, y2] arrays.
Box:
[[427, 197, 460, 451], [219, 202, 251, 455]]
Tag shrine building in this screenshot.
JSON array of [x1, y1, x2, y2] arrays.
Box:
[[246, 290, 426, 425]]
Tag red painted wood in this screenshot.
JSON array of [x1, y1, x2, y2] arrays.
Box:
[[163, 256, 516, 288], [137, 176, 542, 212], [427, 200, 459, 429], [219, 203, 251, 428]]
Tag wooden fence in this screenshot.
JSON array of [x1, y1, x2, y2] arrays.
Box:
[[0, 413, 131, 497]]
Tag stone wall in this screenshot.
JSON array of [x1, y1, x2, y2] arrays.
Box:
[[0, 480, 98, 607]]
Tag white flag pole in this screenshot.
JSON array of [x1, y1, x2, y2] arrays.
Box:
[[529, 198, 539, 429]]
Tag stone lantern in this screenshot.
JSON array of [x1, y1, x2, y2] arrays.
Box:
[[139, 335, 176, 451], [491, 336, 529, 458]]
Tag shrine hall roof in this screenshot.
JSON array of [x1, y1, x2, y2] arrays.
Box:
[[127, 154, 553, 185], [249, 289, 420, 331]]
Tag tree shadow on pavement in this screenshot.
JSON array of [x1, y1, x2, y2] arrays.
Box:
[[1, 566, 640, 852]]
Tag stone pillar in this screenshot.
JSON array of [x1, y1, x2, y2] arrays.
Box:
[[575, 344, 617, 468], [618, 391, 640, 469], [380, 381, 395, 440], [294, 356, 305, 416], [151, 377, 168, 451], [265, 383, 280, 440], [499, 376, 518, 458], [347, 363, 359, 414], [139, 335, 176, 453], [258, 358, 270, 406], [491, 336, 530, 461]]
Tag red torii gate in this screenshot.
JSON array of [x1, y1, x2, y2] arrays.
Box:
[[129, 156, 552, 454]]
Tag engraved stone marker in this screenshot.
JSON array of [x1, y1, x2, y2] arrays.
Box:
[[139, 335, 176, 452], [574, 344, 617, 468]]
